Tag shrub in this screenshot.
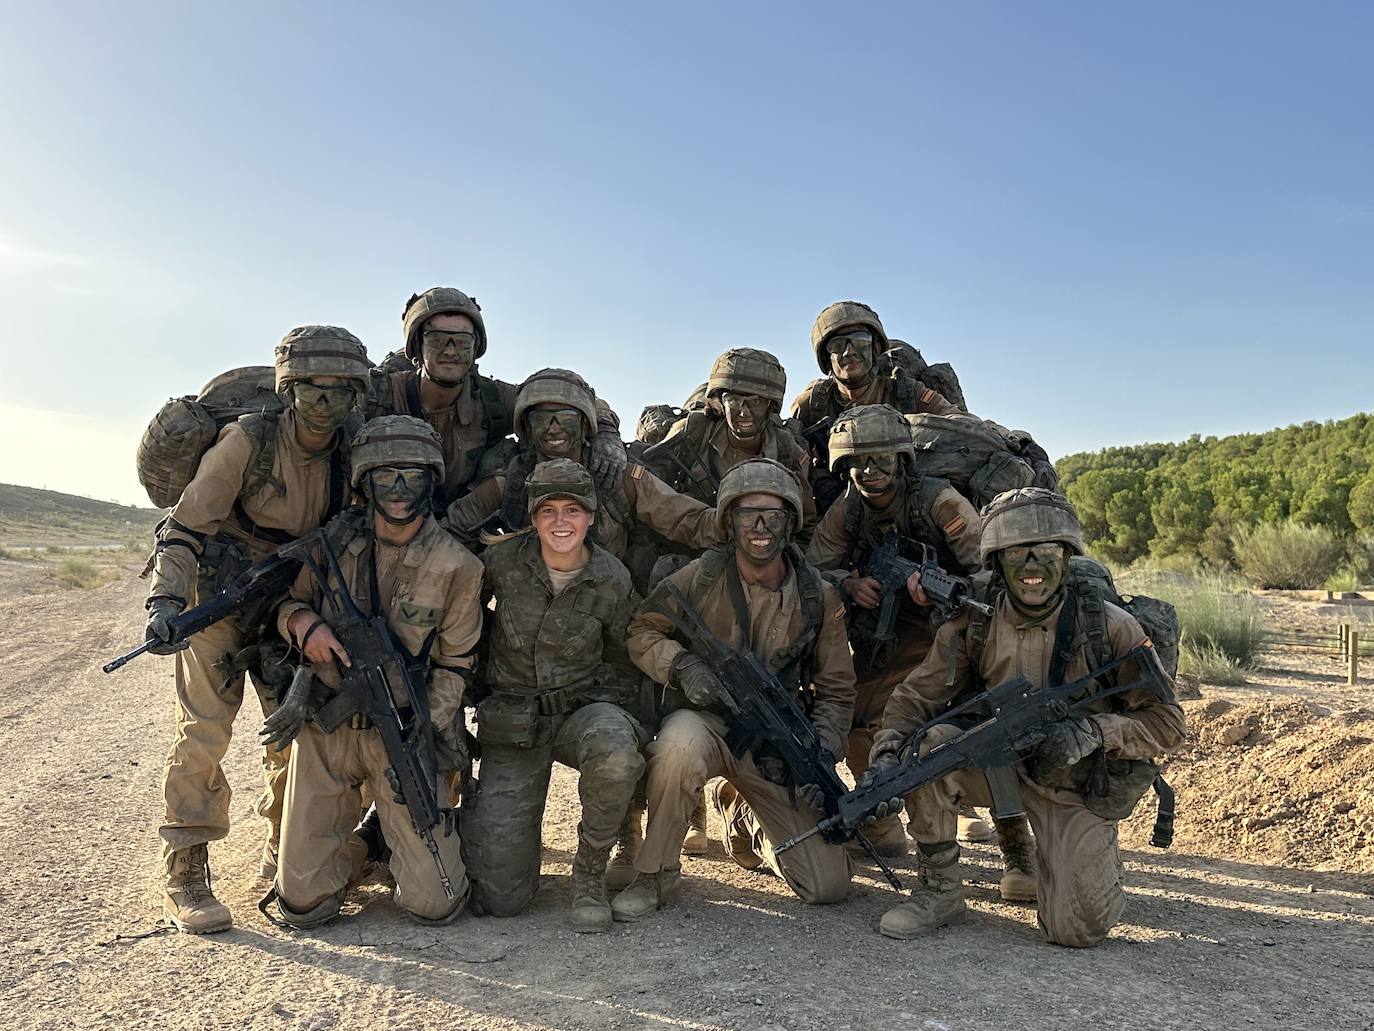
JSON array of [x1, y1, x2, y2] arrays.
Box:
[[1117, 570, 1263, 681], [1232, 520, 1345, 590], [1181, 643, 1250, 685], [0, 545, 11, 560], [54, 557, 114, 589]]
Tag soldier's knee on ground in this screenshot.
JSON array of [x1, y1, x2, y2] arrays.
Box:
[[790, 865, 851, 906], [275, 889, 343, 929], [472, 877, 538, 918], [402, 886, 469, 925]]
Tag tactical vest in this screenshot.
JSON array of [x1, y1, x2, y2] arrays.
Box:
[[839, 474, 960, 574], [644, 412, 806, 506]]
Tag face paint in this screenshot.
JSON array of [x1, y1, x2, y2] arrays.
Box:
[[826, 331, 875, 387], [528, 406, 587, 460], [292, 380, 356, 434], [999, 542, 1067, 613], [730, 505, 791, 564], [847, 451, 899, 500], [720, 391, 771, 442], [365, 465, 432, 525], [420, 329, 477, 387]]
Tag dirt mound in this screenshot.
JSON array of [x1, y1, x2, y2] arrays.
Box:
[[1123, 698, 1374, 873]]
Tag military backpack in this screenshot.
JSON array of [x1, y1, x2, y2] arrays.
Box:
[[905, 413, 1059, 510]]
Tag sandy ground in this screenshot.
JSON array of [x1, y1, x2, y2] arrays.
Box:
[[2, 559, 1372, 1031]]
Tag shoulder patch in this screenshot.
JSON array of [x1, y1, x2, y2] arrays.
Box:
[[943, 515, 967, 536], [629, 463, 645, 480], [921, 388, 936, 403], [832, 604, 846, 622]]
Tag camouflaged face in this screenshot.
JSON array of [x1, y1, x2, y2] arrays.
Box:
[[402, 286, 487, 360], [513, 368, 599, 436], [810, 300, 889, 373]]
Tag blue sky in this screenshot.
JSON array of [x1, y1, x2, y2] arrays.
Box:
[[1, 2, 1371, 505]]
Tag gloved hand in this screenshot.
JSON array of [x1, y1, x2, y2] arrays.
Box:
[[590, 431, 628, 489], [435, 726, 472, 785], [795, 782, 825, 812], [384, 765, 407, 805], [144, 597, 186, 655], [437, 807, 461, 838], [858, 727, 907, 821], [1035, 716, 1104, 769], [259, 666, 319, 749], [671, 653, 726, 707], [757, 754, 789, 786]]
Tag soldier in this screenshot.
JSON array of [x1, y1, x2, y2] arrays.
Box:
[[610, 458, 856, 921], [143, 326, 371, 933], [368, 287, 626, 509], [446, 368, 723, 560], [264, 416, 480, 927], [805, 404, 1007, 870], [869, 488, 1187, 946], [463, 459, 646, 933]]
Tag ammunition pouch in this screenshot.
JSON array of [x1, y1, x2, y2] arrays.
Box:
[[1075, 752, 1162, 821], [476, 694, 539, 749]]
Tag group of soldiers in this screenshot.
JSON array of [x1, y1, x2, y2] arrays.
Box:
[[141, 289, 1185, 948]]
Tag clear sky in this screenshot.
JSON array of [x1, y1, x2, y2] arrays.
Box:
[[1, 2, 1371, 507]]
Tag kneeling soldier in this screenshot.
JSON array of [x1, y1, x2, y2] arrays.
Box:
[[268, 416, 481, 927], [464, 459, 646, 932], [612, 458, 856, 920], [871, 488, 1186, 947]]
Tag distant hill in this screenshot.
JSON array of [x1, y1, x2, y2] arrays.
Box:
[[1057, 412, 1374, 566], [0, 483, 163, 547]]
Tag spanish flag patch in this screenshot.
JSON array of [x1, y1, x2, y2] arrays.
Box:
[[833, 604, 846, 622], [629, 463, 645, 480], [943, 515, 966, 536], [921, 388, 936, 403]]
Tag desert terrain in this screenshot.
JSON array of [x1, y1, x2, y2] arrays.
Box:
[[1, 527, 1371, 1030]]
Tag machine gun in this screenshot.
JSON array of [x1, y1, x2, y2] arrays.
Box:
[[660, 581, 903, 890], [277, 527, 456, 901], [103, 552, 300, 673], [775, 643, 1174, 855], [850, 532, 992, 670]]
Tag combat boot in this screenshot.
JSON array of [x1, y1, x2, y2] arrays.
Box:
[[957, 805, 994, 843], [708, 778, 762, 870], [995, 815, 1038, 903], [606, 804, 644, 892], [570, 825, 615, 933], [164, 844, 232, 934], [610, 867, 681, 922], [879, 842, 966, 940], [683, 791, 709, 856]]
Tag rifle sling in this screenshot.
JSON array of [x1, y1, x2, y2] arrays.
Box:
[[723, 556, 754, 652]]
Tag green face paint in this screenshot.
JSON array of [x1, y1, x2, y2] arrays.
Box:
[[847, 451, 900, 500], [421, 329, 477, 387], [291, 380, 355, 434], [731, 504, 791, 563], [999, 542, 1067, 612], [720, 391, 770, 442], [827, 332, 875, 387], [528, 406, 587, 460], [365, 465, 432, 525]]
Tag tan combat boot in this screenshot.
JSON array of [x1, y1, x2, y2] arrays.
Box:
[[610, 867, 681, 922], [164, 844, 232, 934], [879, 842, 966, 940], [570, 826, 615, 934], [995, 815, 1038, 903], [606, 804, 644, 892], [957, 805, 994, 843], [683, 791, 709, 856]]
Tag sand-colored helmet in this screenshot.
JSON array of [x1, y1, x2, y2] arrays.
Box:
[[827, 403, 915, 471], [514, 368, 598, 436], [810, 301, 890, 373], [636, 404, 681, 445], [979, 487, 1085, 570], [402, 287, 488, 361], [706, 348, 787, 408], [350, 415, 445, 488], [274, 326, 370, 395], [526, 458, 599, 514], [714, 457, 804, 537]]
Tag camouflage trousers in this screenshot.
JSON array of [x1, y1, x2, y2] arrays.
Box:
[[638, 709, 851, 904], [159, 613, 289, 859], [276, 723, 467, 924], [907, 765, 1126, 948], [465, 701, 645, 917]]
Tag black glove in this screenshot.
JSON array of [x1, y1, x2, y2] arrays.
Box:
[[384, 765, 406, 805], [144, 597, 186, 655], [590, 431, 628, 489], [671, 653, 727, 707], [435, 726, 473, 784], [259, 666, 319, 749], [437, 806, 461, 838], [757, 754, 789, 787], [1035, 716, 1104, 769], [795, 782, 825, 812]]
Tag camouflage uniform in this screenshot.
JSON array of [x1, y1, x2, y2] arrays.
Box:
[[268, 416, 480, 926], [876, 489, 1187, 947], [463, 462, 645, 930], [146, 327, 369, 931], [805, 404, 983, 854], [612, 460, 857, 918]]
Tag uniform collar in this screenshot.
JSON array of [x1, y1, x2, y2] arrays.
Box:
[[344, 514, 440, 567], [997, 590, 1064, 630]]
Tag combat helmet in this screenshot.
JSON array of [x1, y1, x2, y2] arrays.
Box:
[[514, 368, 599, 437], [714, 457, 804, 537], [683, 382, 711, 413], [402, 287, 488, 361], [979, 487, 1085, 570], [274, 326, 370, 396], [810, 301, 890, 373], [526, 458, 599, 514], [706, 348, 787, 408], [350, 415, 445, 488], [827, 403, 915, 471]]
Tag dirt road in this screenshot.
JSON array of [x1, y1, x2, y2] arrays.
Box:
[[2, 560, 1372, 1030]]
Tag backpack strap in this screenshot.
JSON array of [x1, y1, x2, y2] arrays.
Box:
[[643, 411, 716, 500], [840, 488, 864, 569], [403, 374, 425, 420], [770, 545, 825, 700], [474, 370, 512, 446]]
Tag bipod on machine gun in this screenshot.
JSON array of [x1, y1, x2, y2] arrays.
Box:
[[660, 581, 904, 891], [775, 643, 1175, 856], [277, 527, 456, 901]]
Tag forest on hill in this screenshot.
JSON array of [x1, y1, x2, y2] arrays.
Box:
[[1055, 412, 1374, 570]]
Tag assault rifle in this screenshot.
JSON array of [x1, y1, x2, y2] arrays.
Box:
[[278, 528, 456, 901], [775, 643, 1174, 855], [660, 581, 904, 890], [850, 532, 992, 670], [103, 552, 301, 673]]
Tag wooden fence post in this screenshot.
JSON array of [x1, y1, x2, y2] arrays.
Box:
[[1350, 630, 1360, 686]]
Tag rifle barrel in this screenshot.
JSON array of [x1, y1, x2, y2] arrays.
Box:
[[102, 640, 153, 674]]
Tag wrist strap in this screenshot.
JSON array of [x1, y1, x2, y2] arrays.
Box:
[[298, 618, 326, 652]]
